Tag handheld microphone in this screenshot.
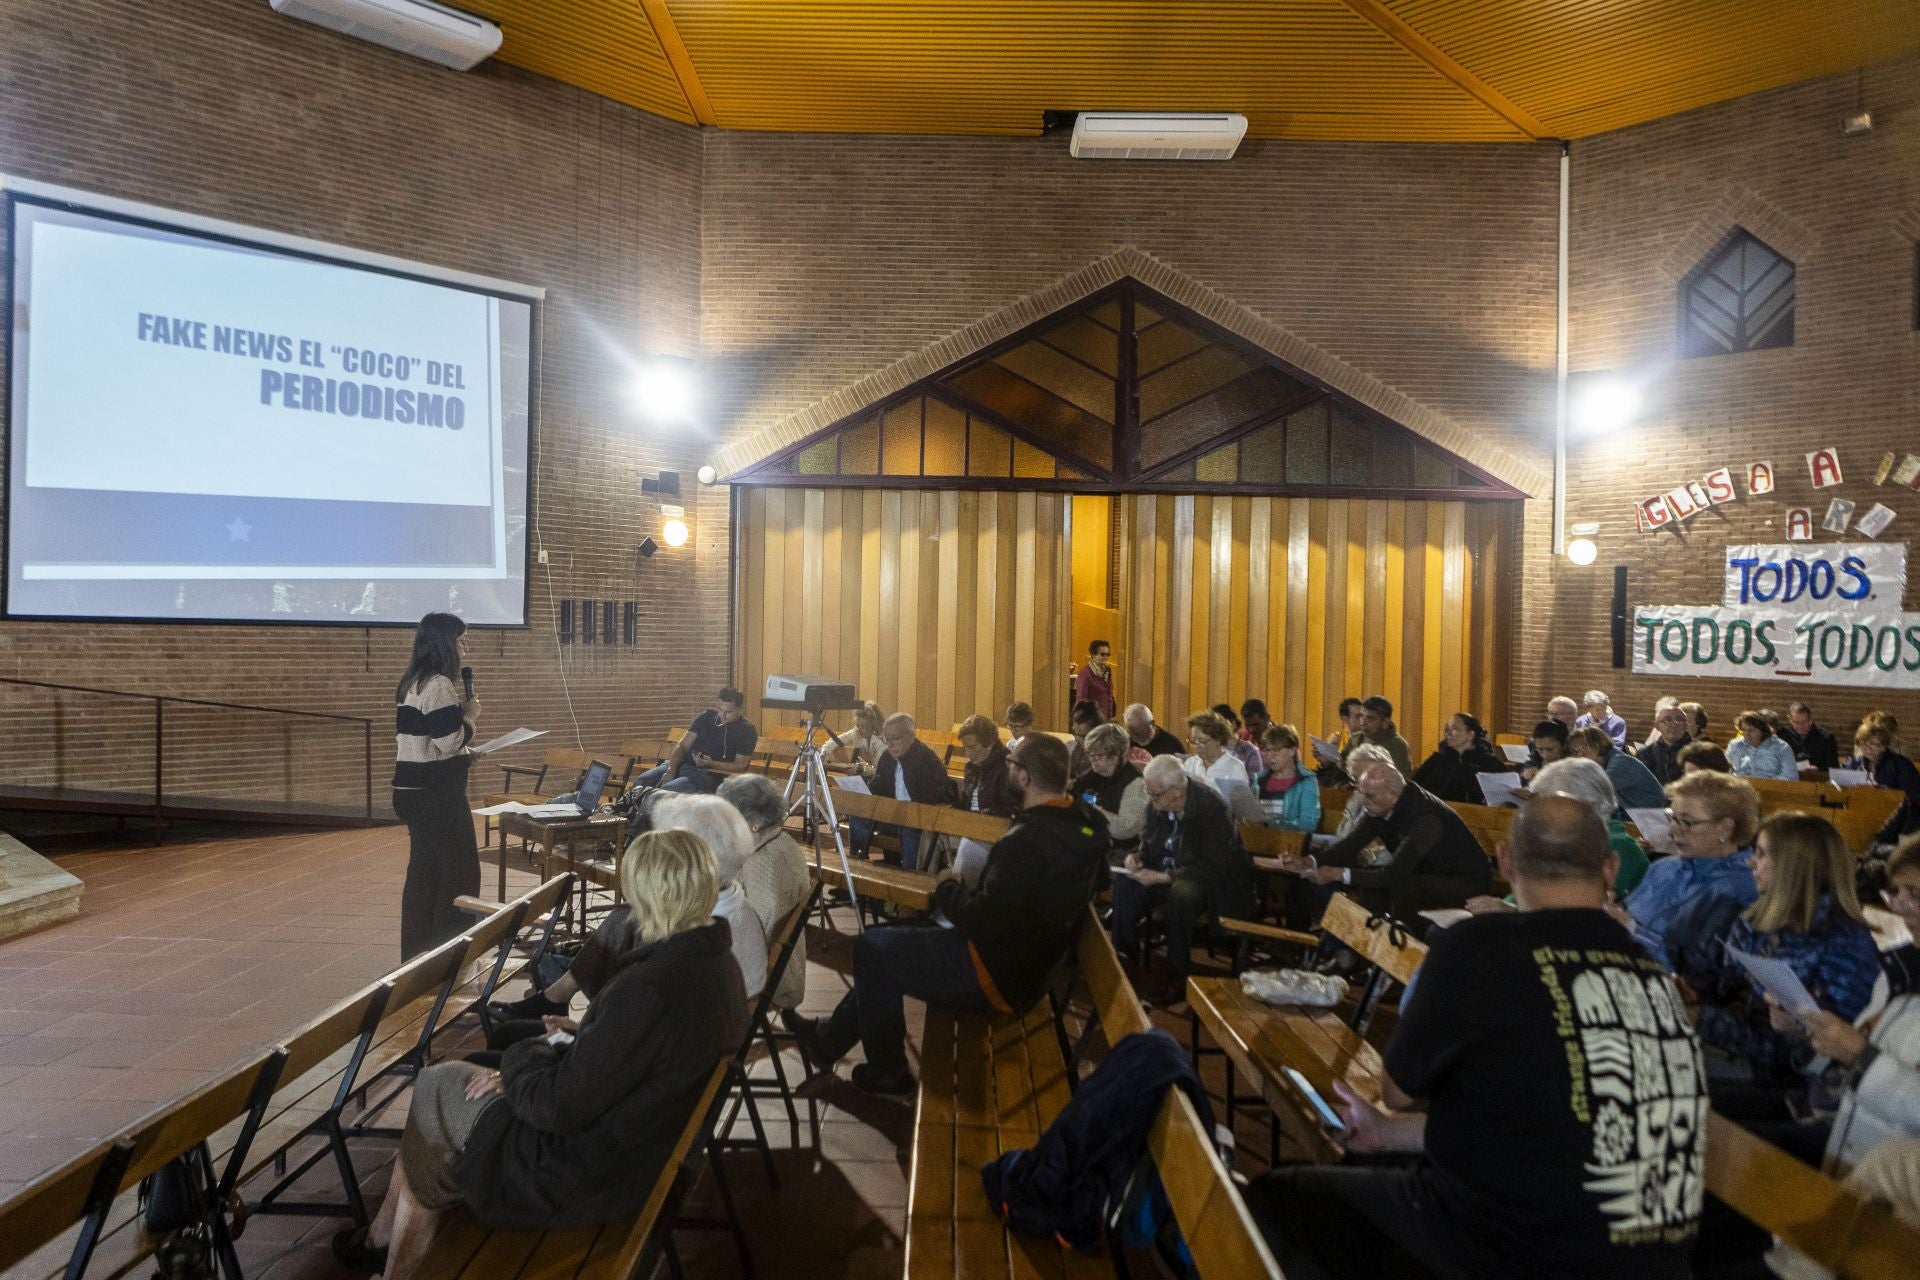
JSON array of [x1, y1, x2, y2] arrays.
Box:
[[461, 667, 474, 701]]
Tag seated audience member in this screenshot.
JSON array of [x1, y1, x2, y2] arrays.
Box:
[[1682, 700, 1712, 743], [1536, 757, 1650, 898], [1679, 740, 1733, 774], [1640, 703, 1695, 785], [1849, 720, 1920, 847], [1066, 698, 1103, 778], [1254, 723, 1322, 833], [1344, 695, 1414, 777], [840, 700, 887, 776], [1283, 763, 1492, 932], [1878, 837, 1920, 996], [786, 736, 1107, 1094], [956, 713, 1020, 818], [1002, 701, 1034, 751], [1121, 701, 1186, 764], [1623, 770, 1760, 965], [1779, 700, 1840, 773], [1679, 812, 1878, 1091], [1545, 694, 1580, 731], [1331, 696, 1368, 756], [1210, 702, 1264, 781], [1183, 710, 1255, 796], [1073, 638, 1117, 720], [1245, 796, 1708, 1280], [1412, 712, 1506, 804], [632, 686, 759, 794], [1575, 688, 1628, 749], [1521, 718, 1569, 781], [1728, 710, 1800, 781], [1071, 722, 1146, 852], [1332, 744, 1393, 843], [717, 773, 812, 1010], [336, 829, 748, 1278], [854, 713, 950, 871], [1239, 698, 1274, 745], [1643, 695, 1679, 749], [1568, 724, 1667, 814], [1113, 755, 1257, 1003]]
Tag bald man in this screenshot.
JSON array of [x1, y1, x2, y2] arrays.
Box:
[[1246, 795, 1708, 1280]]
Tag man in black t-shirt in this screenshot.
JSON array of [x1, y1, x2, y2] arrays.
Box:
[[1120, 702, 1185, 764], [632, 686, 759, 794], [1244, 795, 1708, 1280]]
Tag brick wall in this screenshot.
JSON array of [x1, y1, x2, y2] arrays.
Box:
[[1518, 52, 1920, 745], [0, 0, 717, 809]]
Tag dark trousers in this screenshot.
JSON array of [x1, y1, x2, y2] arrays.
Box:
[[633, 759, 719, 793], [821, 925, 991, 1077], [1110, 874, 1210, 975], [464, 1016, 548, 1069], [849, 817, 922, 871], [393, 784, 481, 961], [1240, 1162, 1476, 1280]]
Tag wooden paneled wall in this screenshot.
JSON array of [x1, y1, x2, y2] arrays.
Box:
[[1115, 495, 1513, 758], [735, 487, 1073, 731]]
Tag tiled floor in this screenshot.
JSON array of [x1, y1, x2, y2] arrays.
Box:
[[0, 823, 1299, 1280]]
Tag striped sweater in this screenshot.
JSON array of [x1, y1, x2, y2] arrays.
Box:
[[394, 673, 473, 789]]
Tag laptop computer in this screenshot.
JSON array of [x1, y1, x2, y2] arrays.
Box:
[[521, 758, 614, 821]]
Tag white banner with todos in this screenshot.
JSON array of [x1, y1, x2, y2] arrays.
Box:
[[1722, 544, 1906, 610], [1634, 605, 1920, 689]]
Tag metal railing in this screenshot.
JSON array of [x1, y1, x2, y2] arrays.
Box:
[[0, 676, 376, 831]]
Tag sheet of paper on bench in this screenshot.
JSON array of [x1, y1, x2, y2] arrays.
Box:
[[1501, 743, 1532, 764], [832, 773, 871, 795], [471, 727, 546, 755], [1628, 807, 1676, 854], [1729, 948, 1820, 1019], [1828, 768, 1873, 788], [1477, 772, 1525, 809], [470, 800, 583, 817], [1308, 734, 1341, 766], [1420, 908, 1474, 931]]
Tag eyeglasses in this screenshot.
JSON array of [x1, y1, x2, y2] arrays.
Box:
[[1665, 809, 1719, 832]]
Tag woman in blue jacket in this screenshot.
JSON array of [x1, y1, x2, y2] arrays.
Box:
[[1252, 723, 1321, 833]]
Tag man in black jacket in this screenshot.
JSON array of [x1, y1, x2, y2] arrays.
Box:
[[1780, 701, 1838, 772], [1287, 763, 1491, 935], [1638, 704, 1694, 785], [853, 712, 952, 871], [789, 734, 1108, 1095], [1112, 755, 1257, 1004]]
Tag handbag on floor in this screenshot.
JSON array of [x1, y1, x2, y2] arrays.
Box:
[[138, 1154, 220, 1280]]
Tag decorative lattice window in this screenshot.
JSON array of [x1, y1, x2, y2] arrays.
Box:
[[1680, 229, 1795, 358]]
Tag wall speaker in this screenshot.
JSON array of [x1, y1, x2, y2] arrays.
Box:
[[623, 601, 637, 646], [602, 600, 616, 646], [558, 598, 574, 645], [579, 598, 596, 644], [1610, 566, 1628, 669]]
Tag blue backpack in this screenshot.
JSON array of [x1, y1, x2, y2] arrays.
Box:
[[980, 1027, 1216, 1262]]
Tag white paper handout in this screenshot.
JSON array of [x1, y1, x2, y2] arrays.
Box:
[[1308, 734, 1341, 766], [1419, 908, 1475, 931], [471, 727, 546, 755], [832, 773, 872, 795], [1827, 769, 1873, 788], [1627, 807, 1676, 854], [1728, 948, 1820, 1019], [1500, 743, 1532, 764], [470, 800, 586, 818], [1476, 772, 1526, 809]]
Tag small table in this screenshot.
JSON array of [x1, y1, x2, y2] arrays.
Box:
[[1186, 975, 1388, 1162], [495, 810, 626, 933]]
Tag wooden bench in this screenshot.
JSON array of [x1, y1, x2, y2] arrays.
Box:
[[483, 746, 616, 841], [905, 904, 1281, 1278], [409, 1058, 739, 1280]]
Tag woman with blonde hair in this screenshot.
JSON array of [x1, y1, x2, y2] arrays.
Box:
[[1848, 719, 1920, 846], [1681, 812, 1878, 1090], [335, 829, 747, 1278], [1622, 770, 1761, 965]]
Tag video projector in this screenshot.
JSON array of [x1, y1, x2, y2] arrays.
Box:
[[762, 674, 860, 713]]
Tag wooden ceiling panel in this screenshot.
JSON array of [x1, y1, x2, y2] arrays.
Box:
[[463, 1, 1920, 142], [663, 1, 1528, 140], [1381, 0, 1920, 138], [468, 0, 696, 124]]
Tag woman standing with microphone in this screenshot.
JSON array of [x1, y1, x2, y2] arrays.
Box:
[[393, 611, 481, 959]]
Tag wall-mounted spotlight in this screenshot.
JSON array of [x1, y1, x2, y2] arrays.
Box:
[[632, 355, 698, 427], [660, 503, 690, 549], [1570, 377, 1642, 437], [1566, 521, 1600, 566]]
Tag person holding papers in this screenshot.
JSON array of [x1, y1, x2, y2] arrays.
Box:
[[1181, 710, 1255, 798], [1622, 771, 1759, 966], [1676, 812, 1878, 1095], [1847, 720, 1920, 847], [1411, 712, 1506, 805], [392, 611, 481, 960], [1728, 710, 1801, 781]]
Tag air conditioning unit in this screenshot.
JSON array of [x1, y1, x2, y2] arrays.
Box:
[[270, 0, 503, 71], [1069, 112, 1249, 161]]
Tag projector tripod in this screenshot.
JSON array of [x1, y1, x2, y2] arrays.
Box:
[[778, 708, 864, 934]]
